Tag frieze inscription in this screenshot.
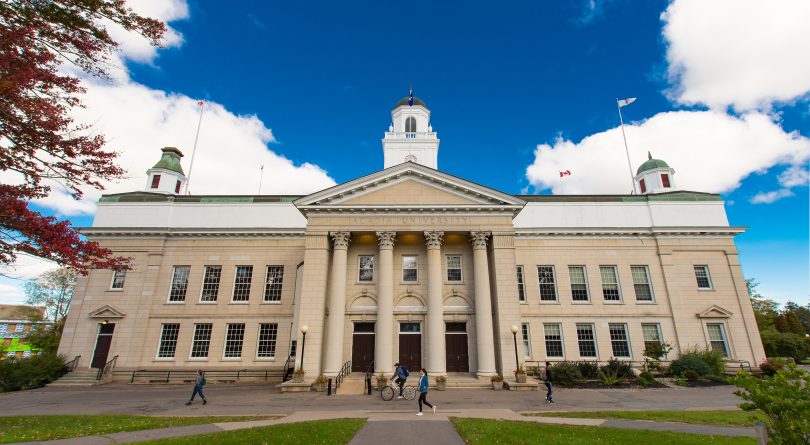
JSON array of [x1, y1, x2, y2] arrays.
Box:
[[350, 216, 470, 226]]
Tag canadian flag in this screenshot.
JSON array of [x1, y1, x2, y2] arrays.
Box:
[[197, 100, 204, 106], [559, 170, 572, 178]]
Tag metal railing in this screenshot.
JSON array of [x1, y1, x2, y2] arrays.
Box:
[[524, 357, 754, 376], [725, 359, 752, 372], [126, 368, 286, 384], [282, 354, 294, 381], [96, 355, 118, 381], [364, 361, 375, 395], [65, 355, 81, 372], [330, 360, 351, 395]]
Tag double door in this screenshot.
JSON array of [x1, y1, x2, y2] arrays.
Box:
[[398, 322, 421, 373]]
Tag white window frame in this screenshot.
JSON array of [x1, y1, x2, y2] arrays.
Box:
[[156, 323, 180, 359], [516, 265, 526, 303], [543, 323, 565, 358], [402, 255, 418, 283], [537, 265, 558, 302], [189, 323, 213, 359], [263, 265, 284, 303], [231, 265, 253, 303], [223, 323, 246, 359], [575, 323, 598, 359], [445, 255, 463, 282], [256, 323, 278, 359], [167, 266, 190, 303], [568, 265, 590, 303], [631, 265, 655, 302], [358, 255, 375, 283], [599, 265, 623, 302], [521, 322, 532, 358], [199, 265, 222, 303], [694, 265, 713, 290], [109, 269, 126, 290], [15, 323, 24, 332], [706, 322, 731, 358], [608, 323, 632, 358], [641, 323, 664, 356]]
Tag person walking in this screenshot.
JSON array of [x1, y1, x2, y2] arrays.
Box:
[[544, 362, 555, 404], [416, 368, 435, 416], [186, 370, 207, 405]]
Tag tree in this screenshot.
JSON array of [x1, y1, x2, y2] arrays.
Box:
[[0, 0, 166, 273], [783, 301, 810, 335], [23, 268, 77, 327], [746, 278, 778, 330]]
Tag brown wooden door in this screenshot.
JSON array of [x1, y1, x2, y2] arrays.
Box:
[[351, 334, 375, 372], [398, 334, 421, 373], [91, 323, 115, 368], [445, 333, 469, 372]]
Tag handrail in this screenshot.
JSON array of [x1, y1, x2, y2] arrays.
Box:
[[365, 360, 375, 379], [524, 357, 754, 375], [334, 360, 351, 394], [65, 355, 81, 372], [282, 354, 294, 381], [96, 355, 118, 381], [127, 368, 287, 383]]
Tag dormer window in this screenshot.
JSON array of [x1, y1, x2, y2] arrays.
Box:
[[175, 180, 182, 194], [639, 179, 646, 194], [661, 174, 671, 188], [405, 116, 416, 133], [151, 175, 161, 189]]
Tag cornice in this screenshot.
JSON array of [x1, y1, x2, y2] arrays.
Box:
[[81, 228, 306, 238], [515, 226, 746, 237]]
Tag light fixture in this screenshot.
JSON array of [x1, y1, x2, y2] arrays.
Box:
[[300, 324, 309, 334], [510, 325, 519, 334], [103, 320, 109, 325]]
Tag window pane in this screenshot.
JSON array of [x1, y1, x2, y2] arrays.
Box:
[[600, 266, 621, 301], [263, 266, 284, 302], [661, 174, 670, 188], [169, 266, 190, 302], [157, 324, 180, 358], [403, 256, 417, 281], [568, 266, 589, 301], [707, 324, 728, 357], [642, 323, 663, 355], [631, 266, 653, 301], [516, 266, 526, 302], [544, 324, 563, 357], [233, 266, 253, 301], [537, 266, 557, 301], [447, 255, 462, 281], [257, 323, 278, 358], [190, 324, 212, 358], [359, 256, 374, 282], [201, 266, 221, 302], [694, 266, 711, 289], [151, 174, 160, 189], [224, 323, 245, 358], [576, 324, 597, 357], [609, 323, 631, 357], [521, 323, 532, 357], [111, 269, 126, 289]]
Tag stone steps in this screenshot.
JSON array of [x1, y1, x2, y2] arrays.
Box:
[[49, 369, 101, 387]]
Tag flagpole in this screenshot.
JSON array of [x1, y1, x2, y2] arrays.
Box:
[[258, 165, 264, 194], [184, 101, 205, 195], [617, 99, 638, 194]]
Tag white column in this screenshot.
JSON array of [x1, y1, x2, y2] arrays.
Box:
[[323, 231, 350, 376], [375, 231, 396, 374], [424, 231, 446, 376], [471, 231, 496, 377]]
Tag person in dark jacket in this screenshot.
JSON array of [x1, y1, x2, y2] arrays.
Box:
[[186, 370, 207, 405], [392, 362, 408, 398], [416, 368, 435, 416], [544, 362, 555, 404]]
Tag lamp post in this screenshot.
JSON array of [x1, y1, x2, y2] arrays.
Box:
[[510, 325, 520, 371], [299, 325, 309, 372]]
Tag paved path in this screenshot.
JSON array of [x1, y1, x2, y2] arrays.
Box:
[[348, 420, 465, 445]]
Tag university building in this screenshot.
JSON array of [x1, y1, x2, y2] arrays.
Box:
[[57, 95, 766, 382]]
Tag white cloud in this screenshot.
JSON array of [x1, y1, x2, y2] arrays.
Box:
[[749, 164, 808, 204], [0, 283, 27, 306], [574, 0, 612, 26], [525, 110, 810, 195], [662, 0, 810, 111], [751, 188, 794, 204], [0, 254, 59, 281]]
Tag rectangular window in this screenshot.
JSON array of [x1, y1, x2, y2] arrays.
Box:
[[642, 323, 663, 354], [600, 266, 621, 301], [0, 324, 7, 336], [707, 323, 729, 357], [661, 174, 671, 188], [544, 324, 564, 357], [631, 266, 654, 301], [576, 323, 597, 358], [257, 323, 278, 358], [190, 323, 212, 358], [516, 266, 526, 302], [358, 255, 374, 282], [150, 174, 160, 189], [200, 266, 222, 302], [232, 266, 253, 302], [15, 324, 24, 332], [157, 323, 180, 358], [609, 323, 631, 357], [22, 350, 31, 358], [694, 265, 712, 289], [263, 266, 284, 302], [224, 323, 245, 358], [639, 178, 647, 193], [289, 339, 297, 357], [446, 255, 462, 281], [402, 255, 418, 282], [168, 266, 190, 302], [537, 266, 557, 301], [521, 323, 532, 357], [174, 180, 182, 194], [110, 269, 126, 289], [568, 266, 589, 301]]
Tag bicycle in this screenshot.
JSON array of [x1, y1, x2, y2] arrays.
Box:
[[381, 380, 416, 401]]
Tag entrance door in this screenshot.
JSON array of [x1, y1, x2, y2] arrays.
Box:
[[91, 323, 115, 368], [445, 322, 469, 372], [351, 322, 375, 372], [398, 322, 421, 373]]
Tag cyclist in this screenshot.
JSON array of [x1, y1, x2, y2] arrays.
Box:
[[391, 362, 409, 399]]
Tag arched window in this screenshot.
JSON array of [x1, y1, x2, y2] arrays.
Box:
[[405, 116, 416, 133]]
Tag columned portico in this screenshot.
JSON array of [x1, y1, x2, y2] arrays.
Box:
[[471, 231, 497, 377], [324, 231, 350, 376], [424, 231, 446, 375], [375, 231, 396, 374]]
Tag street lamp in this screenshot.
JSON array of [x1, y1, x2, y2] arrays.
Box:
[[510, 324, 520, 371], [299, 325, 309, 372]]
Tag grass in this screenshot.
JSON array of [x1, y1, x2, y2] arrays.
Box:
[[525, 410, 763, 427], [451, 418, 755, 445], [136, 419, 366, 445], [0, 415, 277, 444]]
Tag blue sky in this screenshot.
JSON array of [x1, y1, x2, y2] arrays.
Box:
[[2, 0, 808, 306]]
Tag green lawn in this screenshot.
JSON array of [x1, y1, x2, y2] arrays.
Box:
[[452, 418, 755, 445], [136, 419, 366, 445], [525, 410, 763, 427], [0, 415, 276, 444]]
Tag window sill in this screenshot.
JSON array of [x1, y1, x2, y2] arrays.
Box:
[[107, 289, 124, 292], [518, 301, 528, 305], [603, 301, 625, 305], [444, 281, 465, 285], [571, 301, 592, 305], [153, 358, 176, 362], [187, 358, 209, 362], [539, 300, 560, 304], [636, 301, 657, 305], [400, 281, 420, 285], [197, 302, 218, 305], [261, 301, 282, 305], [228, 302, 250, 305], [221, 357, 242, 361], [255, 357, 276, 361], [356, 280, 376, 285], [165, 301, 185, 305], [697, 288, 715, 292]]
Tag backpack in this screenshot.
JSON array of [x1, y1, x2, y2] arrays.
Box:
[[401, 367, 410, 378], [201, 377, 207, 386]]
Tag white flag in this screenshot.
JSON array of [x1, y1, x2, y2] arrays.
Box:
[[617, 98, 636, 107]]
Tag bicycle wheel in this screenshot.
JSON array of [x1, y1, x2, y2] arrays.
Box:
[[381, 385, 395, 401], [403, 385, 416, 400]]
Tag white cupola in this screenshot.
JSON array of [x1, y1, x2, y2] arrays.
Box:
[[381, 90, 440, 169], [634, 152, 676, 194], [145, 147, 186, 194]]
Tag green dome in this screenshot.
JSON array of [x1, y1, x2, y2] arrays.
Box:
[[636, 152, 669, 175], [394, 96, 426, 108], [152, 147, 185, 175]]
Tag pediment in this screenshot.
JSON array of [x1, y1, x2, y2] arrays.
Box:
[[294, 163, 525, 214], [696, 305, 733, 318], [88, 304, 126, 319]]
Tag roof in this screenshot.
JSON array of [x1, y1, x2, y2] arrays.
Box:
[[151, 147, 185, 175], [518, 191, 721, 202], [394, 96, 426, 108], [637, 151, 670, 175], [0, 305, 46, 320]]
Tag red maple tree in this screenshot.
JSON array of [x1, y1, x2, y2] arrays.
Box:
[[0, 1, 166, 273]]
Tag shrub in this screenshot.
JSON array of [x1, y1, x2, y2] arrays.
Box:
[[759, 358, 787, 376], [636, 371, 655, 386], [598, 370, 620, 385], [490, 374, 503, 382], [600, 358, 632, 379], [670, 355, 711, 378], [576, 362, 599, 379], [684, 347, 726, 376], [760, 329, 810, 361], [643, 341, 673, 371], [683, 370, 700, 380], [0, 353, 66, 392], [732, 365, 810, 445], [551, 362, 583, 386], [435, 375, 447, 383]]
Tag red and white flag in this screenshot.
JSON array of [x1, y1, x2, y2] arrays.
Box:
[[559, 170, 571, 178], [617, 97, 636, 108], [197, 100, 204, 106]]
